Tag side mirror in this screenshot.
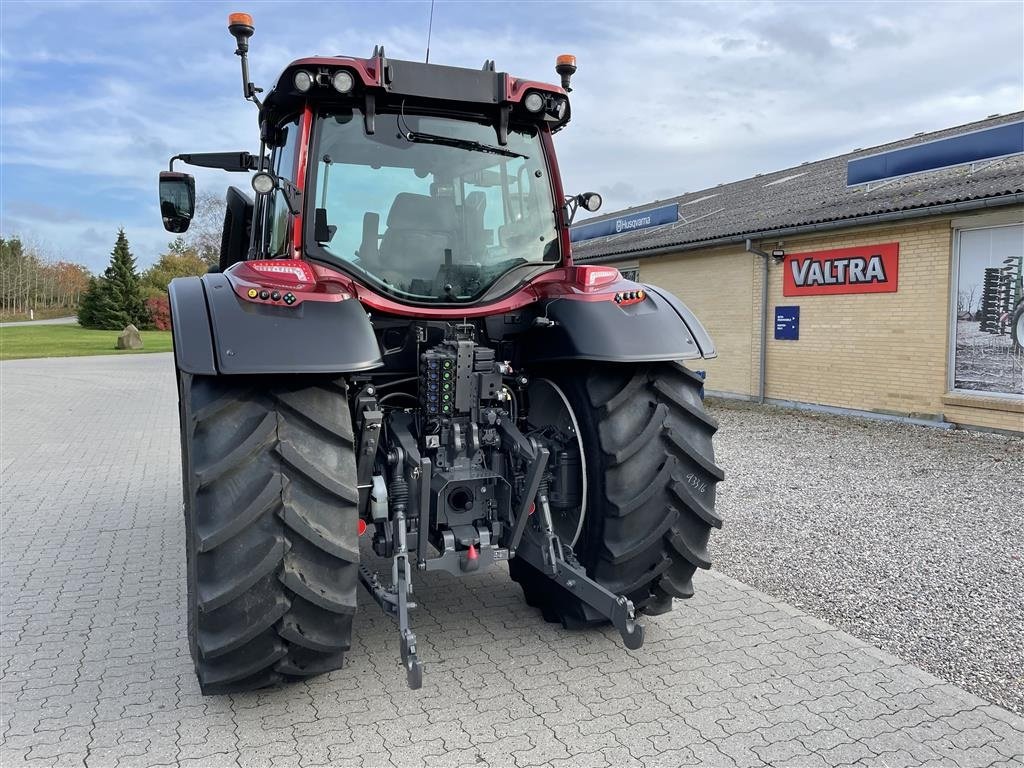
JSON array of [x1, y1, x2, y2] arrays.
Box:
[[159, 171, 196, 233]]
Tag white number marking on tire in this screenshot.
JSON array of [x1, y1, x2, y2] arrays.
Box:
[[686, 473, 707, 494]]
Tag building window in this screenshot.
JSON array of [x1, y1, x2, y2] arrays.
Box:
[[620, 268, 640, 282], [951, 223, 1024, 396]]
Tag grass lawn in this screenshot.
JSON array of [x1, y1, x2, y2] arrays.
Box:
[[0, 325, 173, 361]]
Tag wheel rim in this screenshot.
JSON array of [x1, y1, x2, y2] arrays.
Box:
[[1015, 310, 1024, 349], [525, 378, 587, 548]]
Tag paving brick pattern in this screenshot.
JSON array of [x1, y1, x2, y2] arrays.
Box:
[[1, 354, 1022, 768]]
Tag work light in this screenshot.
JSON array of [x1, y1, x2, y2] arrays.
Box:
[[293, 70, 313, 92], [332, 70, 354, 94], [251, 172, 275, 194], [524, 92, 544, 113]]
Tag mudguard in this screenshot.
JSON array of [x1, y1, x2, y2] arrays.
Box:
[[521, 284, 716, 364], [168, 273, 383, 375]]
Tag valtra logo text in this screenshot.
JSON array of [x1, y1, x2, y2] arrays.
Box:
[[783, 243, 899, 296]]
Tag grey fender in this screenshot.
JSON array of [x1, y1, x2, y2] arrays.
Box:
[[168, 273, 383, 375], [521, 284, 716, 364]]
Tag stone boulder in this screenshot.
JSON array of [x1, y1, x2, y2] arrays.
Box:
[[116, 324, 144, 350]]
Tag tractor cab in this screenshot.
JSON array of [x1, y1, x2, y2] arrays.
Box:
[[161, 13, 601, 308]]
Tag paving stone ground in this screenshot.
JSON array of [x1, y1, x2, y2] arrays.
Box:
[[1, 354, 1022, 768]]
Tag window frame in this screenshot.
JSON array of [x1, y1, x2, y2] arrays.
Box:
[[947, 221, 1024, 399], [302, 106, 564, 307]]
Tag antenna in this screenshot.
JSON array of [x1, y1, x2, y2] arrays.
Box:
[[425, 0, 435, 63]]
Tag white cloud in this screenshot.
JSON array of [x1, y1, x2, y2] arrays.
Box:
[[0, 0, 1021, 270]]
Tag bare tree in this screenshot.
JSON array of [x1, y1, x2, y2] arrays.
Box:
[[1, 235, 90, 317], [186, 191, 227, 267], [958, 286, 978, 315]]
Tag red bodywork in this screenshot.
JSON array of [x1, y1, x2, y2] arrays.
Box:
[[227, 259, 637, 318], [280, 56, 569, 106], [249, 57, 618, 319]]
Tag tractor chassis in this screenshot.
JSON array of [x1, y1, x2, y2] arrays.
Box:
[[353, 391, 645, 689]]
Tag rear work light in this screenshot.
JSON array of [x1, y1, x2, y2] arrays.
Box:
[[293, 70, 313, 92], [332, 69, 354, 93], [524, 92, 544, 112]]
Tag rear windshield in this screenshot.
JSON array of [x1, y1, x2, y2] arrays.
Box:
[[308, 108, 559, 304]]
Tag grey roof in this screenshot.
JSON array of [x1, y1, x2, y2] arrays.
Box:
[[573, 112, 1024, 262]]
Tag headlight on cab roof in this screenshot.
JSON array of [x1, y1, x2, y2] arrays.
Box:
[[524, 92, 544, 113], [332, 69, 354, 94]]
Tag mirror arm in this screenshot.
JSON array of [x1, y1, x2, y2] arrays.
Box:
[[564, 194, 580, 226], [168, 152, 264, 173], [279, 178, 303, 216]]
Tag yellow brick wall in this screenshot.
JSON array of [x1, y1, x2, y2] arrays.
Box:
[[610, 209, 1024, 433], [627, 246, 759, 396], [761, 219, 953, 417]]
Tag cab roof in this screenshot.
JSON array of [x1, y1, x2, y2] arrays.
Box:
[[260, 51, 571, 136]]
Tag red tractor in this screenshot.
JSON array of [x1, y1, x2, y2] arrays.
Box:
[[160, 13, 723, 693]]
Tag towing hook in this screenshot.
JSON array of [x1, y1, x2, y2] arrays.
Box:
[[612, 596, 644, 650]]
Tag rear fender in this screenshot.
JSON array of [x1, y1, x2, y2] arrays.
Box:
[[168, 273, 383, 375], [520, 284, 716, 364]]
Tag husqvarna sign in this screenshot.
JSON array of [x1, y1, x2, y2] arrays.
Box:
[[570, 204, 679, 243], [783, 243, 899, 296]]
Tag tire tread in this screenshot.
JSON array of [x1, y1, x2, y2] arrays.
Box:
[[181, 375, 358, 695]]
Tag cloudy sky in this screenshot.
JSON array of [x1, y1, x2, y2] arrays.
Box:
[[1, 0, 1021, 272]]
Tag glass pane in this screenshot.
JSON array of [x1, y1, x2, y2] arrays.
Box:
[[264, 118, 300, 257], [953, 224, 1024, 395], [311, 109, 559, 303]]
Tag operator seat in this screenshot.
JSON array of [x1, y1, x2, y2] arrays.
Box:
[[463, 191, 488, 257], [377, 193, 456, 278]]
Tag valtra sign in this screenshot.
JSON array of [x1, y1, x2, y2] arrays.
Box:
[[783, 243, 899, 296]]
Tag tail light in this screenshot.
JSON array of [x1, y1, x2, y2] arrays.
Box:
[[235, 259, 317, 289], [574, 265, 621, 289]]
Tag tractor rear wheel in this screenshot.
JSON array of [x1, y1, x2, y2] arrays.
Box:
[[178, 373, 359, 694], [511, 362, 723, 624]]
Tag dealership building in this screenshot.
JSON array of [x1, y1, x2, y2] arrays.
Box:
[[573, 112, 1024, 434]]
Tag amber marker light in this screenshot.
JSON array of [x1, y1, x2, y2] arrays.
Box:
[[555, 54, 577, 91], [228, 12, 254, 29]]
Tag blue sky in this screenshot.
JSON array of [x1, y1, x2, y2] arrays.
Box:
[[1, 1, 1022, 272]]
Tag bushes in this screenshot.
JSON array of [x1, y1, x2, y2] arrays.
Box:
[[78, 233, 209, 332], [146, 296, 171, 330]]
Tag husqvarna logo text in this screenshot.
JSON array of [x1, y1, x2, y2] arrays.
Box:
[[616, 215, 652, 233]]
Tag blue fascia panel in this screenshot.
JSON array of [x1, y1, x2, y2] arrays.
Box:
[[570, 203, 679, 243], [847, 120, 1023, 186]]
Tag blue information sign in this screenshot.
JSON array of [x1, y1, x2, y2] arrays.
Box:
[[570, 203, 679, 243], [775, 306, 800, 341]]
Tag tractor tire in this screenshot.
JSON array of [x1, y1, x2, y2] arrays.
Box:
[[178, 373, 359, 694], [510, 362, 723, 624], [1012, 302, 1024, 354]]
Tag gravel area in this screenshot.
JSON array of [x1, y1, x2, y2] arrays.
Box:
[[709, 398, 1024, 715]]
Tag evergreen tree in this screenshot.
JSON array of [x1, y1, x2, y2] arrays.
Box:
[[76, 277, 103, 328], [78, 229, 149, 329]]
